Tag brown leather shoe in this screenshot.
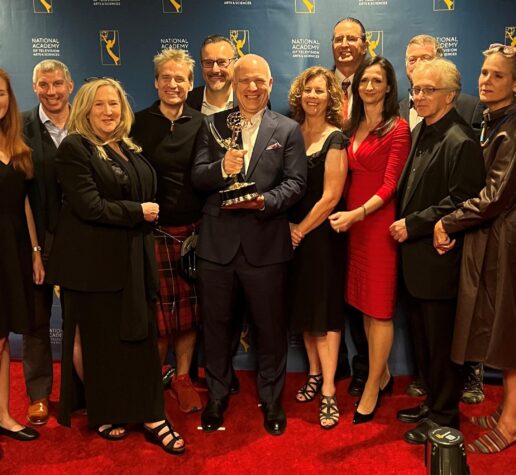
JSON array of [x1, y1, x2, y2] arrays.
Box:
[[27, 398, 49, 425], [171, 375, 203, 414]]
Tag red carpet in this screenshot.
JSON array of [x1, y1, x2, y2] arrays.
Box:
[[1, 363, 514, 474]]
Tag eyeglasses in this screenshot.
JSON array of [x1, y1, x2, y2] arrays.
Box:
[[84, 76, 118, 83], [409, 87, 453, 96], [332, 35, 364, 45], [486, 43, 515, 57], [201, 58, 236, 69], [406, 54, 434, 65]]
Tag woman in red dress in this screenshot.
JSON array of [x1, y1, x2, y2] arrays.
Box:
[[329, 56, 411, 423]]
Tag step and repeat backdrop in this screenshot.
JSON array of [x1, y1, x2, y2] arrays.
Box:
[[2, 0, 514, 372]]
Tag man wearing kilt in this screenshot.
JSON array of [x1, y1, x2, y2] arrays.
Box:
[[132, 48, 204, 414]]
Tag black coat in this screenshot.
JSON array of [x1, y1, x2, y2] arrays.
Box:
[[23, 106, 62, 252], [397, 108, 485, 299], [46, 134, 157, 293]]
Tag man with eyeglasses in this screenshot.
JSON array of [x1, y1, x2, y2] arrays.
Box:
[[390, 58, 485, 445], [22, 59, 74, 427], [330, 17, 371, 398], [187, 35, 237, 115], [399, 35, 486, 408], [400, 35, 483, 132], [331, 17, 369, 121]]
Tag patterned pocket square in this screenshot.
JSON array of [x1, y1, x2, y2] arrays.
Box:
[[266, 141, 283, 150]]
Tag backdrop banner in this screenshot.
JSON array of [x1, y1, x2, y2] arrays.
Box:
[[3, 0, 514, 374]]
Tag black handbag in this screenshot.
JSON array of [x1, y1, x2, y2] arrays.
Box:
[[179, 231, 198, 283]]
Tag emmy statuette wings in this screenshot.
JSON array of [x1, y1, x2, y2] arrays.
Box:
[[209, 111, 259, 208]]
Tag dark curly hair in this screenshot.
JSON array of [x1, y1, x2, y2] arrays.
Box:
[[289, 66, 344, 128], [346, 56, 400, 137]]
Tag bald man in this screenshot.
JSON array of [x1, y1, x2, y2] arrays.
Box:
[[192, 54, 306, 436]]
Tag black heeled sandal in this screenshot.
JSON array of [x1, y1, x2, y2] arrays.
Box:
[[320, 395, 339, 430], [296, 373, 322, 403], [144, 420, 185, 455]]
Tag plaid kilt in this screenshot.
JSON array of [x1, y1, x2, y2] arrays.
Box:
[[153, 223, 199, 335]]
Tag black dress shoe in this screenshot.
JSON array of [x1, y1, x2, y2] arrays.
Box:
[[403, 418, 439, 445], [348, 374, 367, 397], [201, 398, 228, 432], [0, 425, 39, 441], [397, 403, 429, 423], [261, 401, 286, 436]]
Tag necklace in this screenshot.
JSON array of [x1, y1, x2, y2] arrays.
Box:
[[479, 110, 516, 147]]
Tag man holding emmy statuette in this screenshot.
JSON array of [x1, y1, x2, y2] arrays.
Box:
[[192, 54, 306, 436]]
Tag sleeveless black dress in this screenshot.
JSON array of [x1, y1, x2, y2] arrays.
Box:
[[288, 130, 348, 335], [0, 162, 34, 338]]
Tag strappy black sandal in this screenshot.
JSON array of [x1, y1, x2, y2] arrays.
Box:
[[296, 373, 323, 403], [96, 424, 127, 441], [144, 420, 185, 455], [319, 395, 339, 430]]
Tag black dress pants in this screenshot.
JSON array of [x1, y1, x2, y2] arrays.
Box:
[[406, 293, 461, 428], [198, 250, 288, 405]]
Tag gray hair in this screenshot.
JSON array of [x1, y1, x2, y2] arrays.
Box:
[[32, 59, 72, 83], [405, 35, 444, 61], [413, 58, 461, 101]]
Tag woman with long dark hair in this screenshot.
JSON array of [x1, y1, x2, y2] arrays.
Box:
[[329, 56, 411, 423], [0, 69, 44, 441]]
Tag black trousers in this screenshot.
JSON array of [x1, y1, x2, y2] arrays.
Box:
[[22, 283, 55, 401], [198, 250, 288, 405], [406, 293, 461, 428]]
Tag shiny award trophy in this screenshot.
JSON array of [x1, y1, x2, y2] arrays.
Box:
[[209, 111, 259, 208]]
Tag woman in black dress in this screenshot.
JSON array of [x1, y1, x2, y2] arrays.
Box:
[[287, 67, 348, 429], [0, 69, 43, 441], [46, 78, 184, 454]]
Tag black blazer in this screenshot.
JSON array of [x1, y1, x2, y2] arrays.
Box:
[[397, 108, 485, 300], [191, 107, 307, 266], [23, 106, 61, 252], [399, 93, 484, 132], [46, 134, 157, 292], [186, 86, 204, 111]]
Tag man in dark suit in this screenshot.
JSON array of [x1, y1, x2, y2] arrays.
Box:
[[331, 17, 370, 396], [186, 35, 237, 114], [399, 34, 486, 404], [192, 54, 306, 436], [390, 58, 485, 444], [23, 59, 74, 425]]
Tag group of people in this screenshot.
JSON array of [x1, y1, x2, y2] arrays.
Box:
[[0, 15, 514, 457]]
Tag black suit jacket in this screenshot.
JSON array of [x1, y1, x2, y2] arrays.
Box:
[[186, 86, 204, 111], [46, 134, 157, 292], [23, 106, 61, 253], [397, 108, 485, 300], [399, 93, 484, 133], [191, 107, 307, 266]]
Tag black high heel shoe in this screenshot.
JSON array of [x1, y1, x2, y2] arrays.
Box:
[[352, 399, 378, 425], [379, 375, 394, 396]]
